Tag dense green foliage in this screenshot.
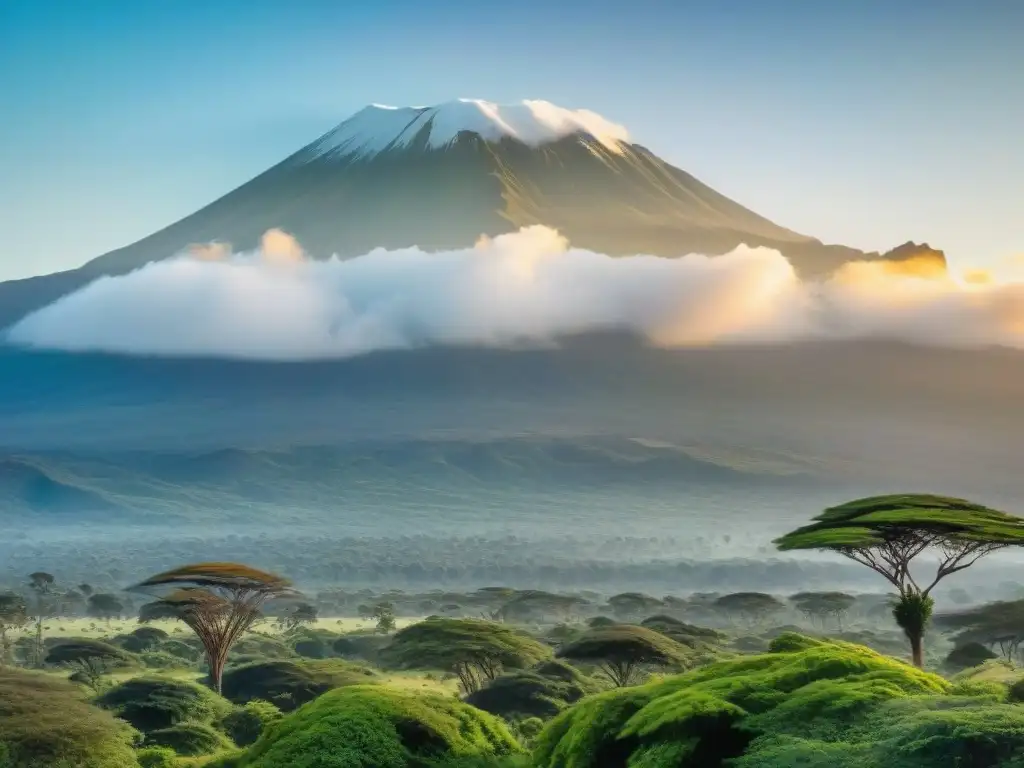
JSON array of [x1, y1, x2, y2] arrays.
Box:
[[226, 684, 521, 767], [144, 721, 235, 756], [220, 699, 284, 747], [45, 638, 132, 665], [774, 494, 1024, 551], [118, 627, 170, 654], [220, 658, 378, 711], [135, 746, 177, 767], [534, 634, 950, 767], [555, 625, 690, 686], [95, 675, 232, 732], [637, 615, 725, 649], [734, 696, 1024, 767], [943, 641, 998, 672], [465, 660, 601, 720], [0, 668, 140, 768], [382, 618, 552, 693]]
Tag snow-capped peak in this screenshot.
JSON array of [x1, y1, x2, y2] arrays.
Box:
[[306, 99, 631, 160]]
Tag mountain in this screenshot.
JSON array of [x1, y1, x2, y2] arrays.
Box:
[[0, 98, 945, 330], [0, 436, 824, 529]]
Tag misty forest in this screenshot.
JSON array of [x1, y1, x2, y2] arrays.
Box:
[[7, 492, 1024, 767]]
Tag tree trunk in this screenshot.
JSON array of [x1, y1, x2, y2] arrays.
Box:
[[35, 617, 44, 668], [209, 652, 226, 694], [908, 629, 924, 668], [892, 592, 933, 669]]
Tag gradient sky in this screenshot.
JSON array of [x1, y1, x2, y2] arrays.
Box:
[[0, 0, 1021, 281]]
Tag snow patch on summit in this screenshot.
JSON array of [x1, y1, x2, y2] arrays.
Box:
[[306, 99, 631, 160]]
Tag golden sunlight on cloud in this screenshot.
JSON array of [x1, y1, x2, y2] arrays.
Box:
[[963, 269, 993, 285], [260, 228, 306, 265], [831, 254, 950, 287], [187, 241, 232, 261]]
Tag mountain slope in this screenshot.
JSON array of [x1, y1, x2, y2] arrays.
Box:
[[0, 436, 823, 527], [0, 99, 946, 330]]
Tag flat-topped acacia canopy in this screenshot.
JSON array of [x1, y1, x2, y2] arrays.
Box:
[[131, 562, 292, 594], [775, 494, 1024, 551]]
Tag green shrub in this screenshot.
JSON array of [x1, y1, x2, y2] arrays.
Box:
[[121, 628, 170, 654], [466, 661, 600, 720], [0, 668, 140, 768], [136, 746, 177, 767], [228, 634, 296, 661], [96, 676, 232, 733], [44, 638, 133, 666], [381, 618, 552, 694], [220, 700, 283, 747], [292, 638, 330, 659], [534, 633, 949, 768], [950, 679, 1008, 700], [1007, 677, 1024, 703], [736, 696, 1024, 767], [220, 659, 378, 711], [332, 632, 391, 662], [944, 642, 998, 673], [144, 722, 234, 757], [159, 639, 201, 662], [229, 685, 520, 767]]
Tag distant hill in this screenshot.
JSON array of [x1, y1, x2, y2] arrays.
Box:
[[0, 436, 823, 528]]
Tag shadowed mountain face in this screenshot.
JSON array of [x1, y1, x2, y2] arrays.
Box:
[[1, 339, 1021, 532], [0, 110, 945, 331]]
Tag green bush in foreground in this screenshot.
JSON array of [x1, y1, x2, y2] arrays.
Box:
[[465, 660, 601, 720], [96, 675, 232, 732], [230, 684, 521, 768], [144, 721, 235, 757], [0, 667, 140, 768], [735, 697, 1024, 767], [220, 658, 378, 711], [534, 633, 948, 767], [220, 699, 283, 747], [135, 746, 177, 767]]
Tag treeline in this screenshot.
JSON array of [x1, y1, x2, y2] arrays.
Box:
[[7, 531, 1024, 598]]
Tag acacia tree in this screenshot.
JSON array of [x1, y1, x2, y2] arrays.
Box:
[[131, 562, 294, 693], [556, 625, 688, 687], [0, 592, 29, 667], [496, 591, 587, 624], [382, 618, 551, 694], [87, 593, 126, 624], [606, 593, 664, 622], [936, 600, 1024, 663], [278, 601, 319, 632], [775, 494, 1024, 668], [27, 572, 58, 668], [714, 592, 785, 628], [789, 592, 856, 630], [371, 601, 397, 634]]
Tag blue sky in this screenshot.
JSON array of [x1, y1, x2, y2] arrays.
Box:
[[0, 0, 1021, 281]]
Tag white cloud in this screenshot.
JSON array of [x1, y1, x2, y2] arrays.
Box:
[[6, 226, 1024, 360]]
